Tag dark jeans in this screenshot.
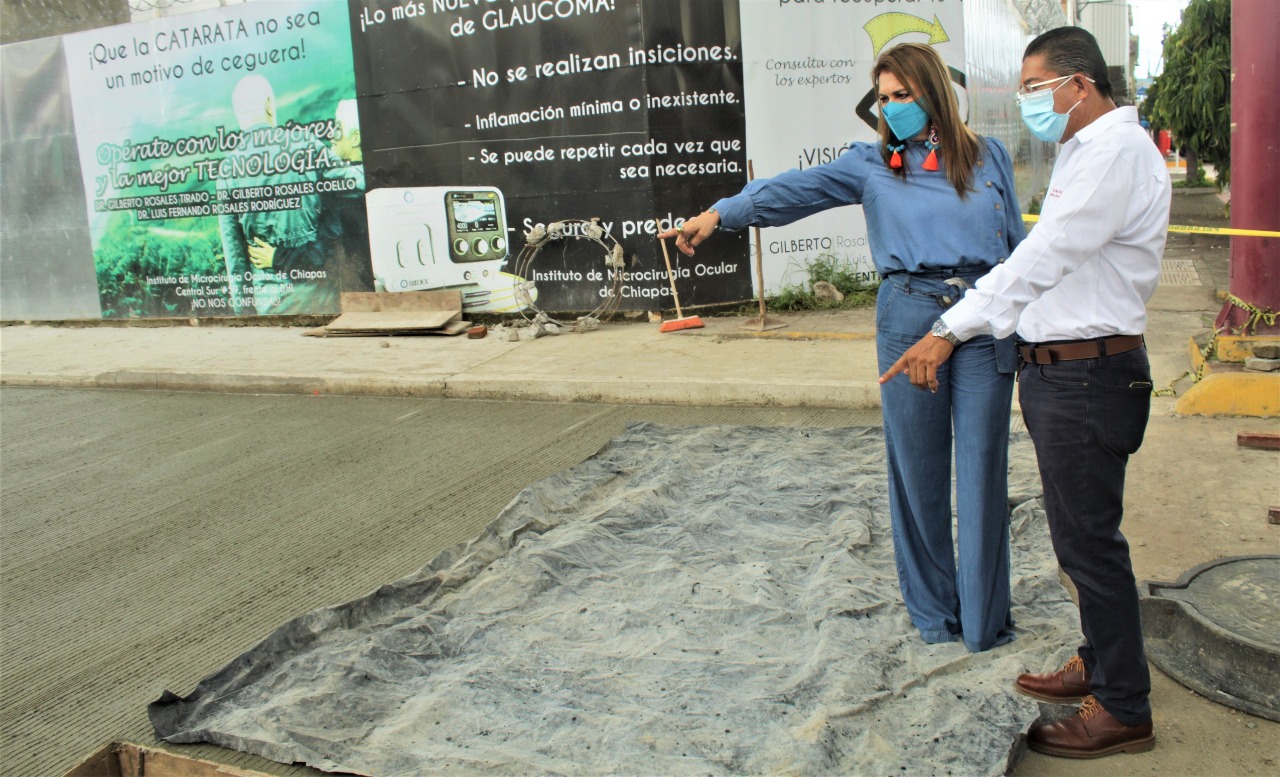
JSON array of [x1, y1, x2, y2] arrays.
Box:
[[1018, 345, 1153, 725]]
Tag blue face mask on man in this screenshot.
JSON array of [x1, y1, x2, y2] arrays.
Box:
[[1018, 74, 1092, 143], [881, 100, 929, 141]]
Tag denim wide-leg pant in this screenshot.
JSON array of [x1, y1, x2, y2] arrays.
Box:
[[875, 273, 1016, 652]]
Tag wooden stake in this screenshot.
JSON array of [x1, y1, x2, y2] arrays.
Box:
[[743, 159, 787, 332]]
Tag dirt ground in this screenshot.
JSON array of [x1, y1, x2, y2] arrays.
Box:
[[1011, 411, 1280, 777], [1012, 186, 1280, 776]]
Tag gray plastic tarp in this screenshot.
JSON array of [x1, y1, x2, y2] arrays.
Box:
[[150, 423, 1078, 776]]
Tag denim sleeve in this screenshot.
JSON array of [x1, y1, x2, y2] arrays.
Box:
[[985, 136, 1027, 253], [712, 143, 874, 232]]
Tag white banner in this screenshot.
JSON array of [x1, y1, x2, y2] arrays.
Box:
[[739, 0, 968, 293]]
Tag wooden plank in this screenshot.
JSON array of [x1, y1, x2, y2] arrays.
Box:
[[1237, 432, 1280, 450], [302, 319, 473, 338], [62, 742, 273, 777], [118, 744, 142, 776], [339, 289, 461, 313], [133, 747, 273, 776], [62, 743, 124, 777], [323, 310, 460, 332]]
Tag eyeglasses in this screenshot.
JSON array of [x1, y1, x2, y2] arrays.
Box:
[[1015, 74, 1095, 105]]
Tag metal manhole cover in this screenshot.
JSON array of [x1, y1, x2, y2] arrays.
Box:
[[1141, 555, 1280, 721]]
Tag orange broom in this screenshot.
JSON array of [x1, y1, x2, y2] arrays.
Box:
[[657, 227, 704, 332]]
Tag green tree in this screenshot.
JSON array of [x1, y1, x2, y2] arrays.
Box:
[[1148, 0, 1231, 188]]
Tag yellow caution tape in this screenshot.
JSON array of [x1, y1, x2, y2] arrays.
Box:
[[1151, 375, 1188, 397], [1153, 327, 1228, 397], [1011, 215, 1279, 397], [1153, 335, 1214, 397], [1222, 293, 1278, 334], [1152, 295, 1276, 397], [1021, 214, 1280, 238], [1165, 224, 1280, 237]]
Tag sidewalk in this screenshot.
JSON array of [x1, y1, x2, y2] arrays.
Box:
[[0, 188, 1233, 406], [1, 190, 1238, 407], [0, 285, 1215, 409], [0, 308, 885, 408]]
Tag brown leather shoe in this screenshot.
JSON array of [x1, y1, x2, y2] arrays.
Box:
[[1016, 655, 1091, 702], [1029, 696, 1155, 759]]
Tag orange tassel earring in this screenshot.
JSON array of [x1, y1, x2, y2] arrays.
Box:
[[888, 143, 905, 169], [922, 126, 940, 171]]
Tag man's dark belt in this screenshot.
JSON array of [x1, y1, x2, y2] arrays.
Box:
[[1017, 334, 1145, 365]]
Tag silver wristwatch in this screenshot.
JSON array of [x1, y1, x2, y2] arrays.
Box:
[[931, 318, 961, 346]]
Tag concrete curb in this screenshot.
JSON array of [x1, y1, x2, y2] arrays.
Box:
[[1175, 372, 1280, 417], [442, 375, 885, 408], [1, 374, 99, 389], [2, 370, 885, 408], [2, 372, 449, 398], [710, 330, 879, 342]]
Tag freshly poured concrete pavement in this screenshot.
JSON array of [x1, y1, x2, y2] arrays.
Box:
[[4, 193, 1276, 775]]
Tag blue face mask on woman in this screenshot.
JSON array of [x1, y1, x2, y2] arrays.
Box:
[[882, 100, 929, 141], [1018, 74, 1090, 142]]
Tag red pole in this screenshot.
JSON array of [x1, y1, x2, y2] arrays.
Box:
[[1218, 0, 1280, 334]]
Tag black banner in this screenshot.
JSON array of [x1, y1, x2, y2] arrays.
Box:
[[348, 0, 751, 312]]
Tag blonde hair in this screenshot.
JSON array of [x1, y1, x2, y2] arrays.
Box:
[[871, 43, 980, 197]]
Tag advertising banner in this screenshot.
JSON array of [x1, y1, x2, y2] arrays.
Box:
[[55, 0, 976, 319], [349, 0, 970, 312], [63, 0, 367, 318], [348, 0, 752, 313], [739, 0, 967, 293]]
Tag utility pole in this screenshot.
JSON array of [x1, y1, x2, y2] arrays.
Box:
[[1218, 0, 1280, 335]]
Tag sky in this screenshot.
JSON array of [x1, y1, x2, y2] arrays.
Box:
[[1127, 0, 1193, 79]]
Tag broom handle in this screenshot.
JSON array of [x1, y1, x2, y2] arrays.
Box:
[[658, 226, 685, 319]]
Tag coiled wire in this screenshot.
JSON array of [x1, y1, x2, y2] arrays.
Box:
[[511, 218, 627, 332]]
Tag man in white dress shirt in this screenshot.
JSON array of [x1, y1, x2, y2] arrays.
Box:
[[881, 26, 1171, 759]]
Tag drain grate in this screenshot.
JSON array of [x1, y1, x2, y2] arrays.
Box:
[[1160, 259, 1202, 286]]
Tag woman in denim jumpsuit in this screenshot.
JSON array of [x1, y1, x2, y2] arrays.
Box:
[[662, 43, 1027, 652]]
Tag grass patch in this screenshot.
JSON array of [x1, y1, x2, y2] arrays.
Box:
[[770, 253, 879, 311], [1172, 177, 1215, 189], [1027, 190, 1045, 217]]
